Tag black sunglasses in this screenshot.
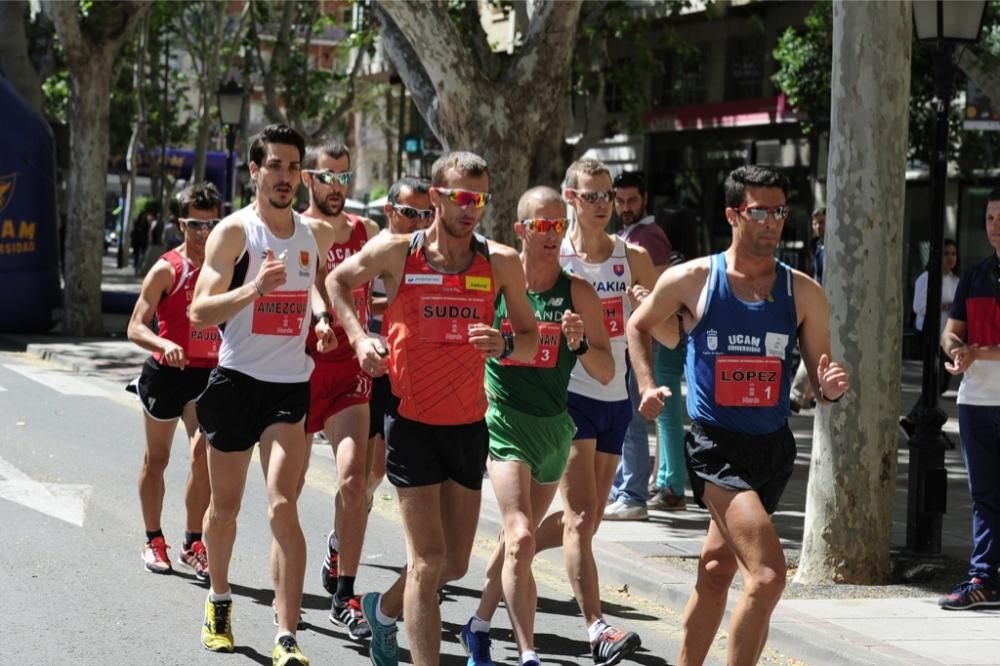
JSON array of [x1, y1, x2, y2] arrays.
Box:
[[391, 203, 433, 220]]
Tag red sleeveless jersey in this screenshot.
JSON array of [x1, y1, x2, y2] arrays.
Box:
[[154, 249, 220, 368], [385, 232, 496, 425], [307, 214, 372, 363]]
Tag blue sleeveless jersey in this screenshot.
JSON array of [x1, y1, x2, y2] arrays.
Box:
[[685, 253, 798, 434]]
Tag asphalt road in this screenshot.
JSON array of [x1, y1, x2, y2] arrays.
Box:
[[0, 351, 704, 665]]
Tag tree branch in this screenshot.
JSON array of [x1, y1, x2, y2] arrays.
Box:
[[955, 48, 1000, 113]]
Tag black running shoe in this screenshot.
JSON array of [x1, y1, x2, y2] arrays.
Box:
[[321, 531, 339, 596], [591, 624, 641, 665], [330, 595, 371, 640]]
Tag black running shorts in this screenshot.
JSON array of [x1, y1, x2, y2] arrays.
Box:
[[384, 397, 488, 490], [196, 366, 309, 453], [368, 374, 392, 440], [685, 420, 796, 514], [127, 357, 213, 421]]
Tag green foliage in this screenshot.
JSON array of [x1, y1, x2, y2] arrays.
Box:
[[771, 0, 832, 134]]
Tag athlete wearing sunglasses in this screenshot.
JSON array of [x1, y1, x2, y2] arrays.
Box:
[[519, 217, 568, 234], [432, 187, 492, 209], [304, 169, 354, 186], [566, 188, 616, 205], [179, 218, 221, 231], [391, 203, 434, 221], [735, 205, 790, 222]]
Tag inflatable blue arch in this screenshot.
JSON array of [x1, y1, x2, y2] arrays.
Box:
[[0, 77, 61, 333]]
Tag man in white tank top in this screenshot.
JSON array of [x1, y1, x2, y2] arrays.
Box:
[[190, 124, 315, 665], [535, 158, 658, 665]]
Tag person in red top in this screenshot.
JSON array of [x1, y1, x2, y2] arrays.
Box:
[[126, 182, 223, 581], [296, 141, 380, 640], [328, 152, 538, 665]]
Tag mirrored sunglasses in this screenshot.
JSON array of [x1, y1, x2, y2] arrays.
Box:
[[521, 218, 568, 234], [306, 170, 353, 186], [392, 203, 433, 220], [569, 189, 615, 204], [433, 187, 491, 209], [179, 218, 221, 231], [737, 205, 790, 222]]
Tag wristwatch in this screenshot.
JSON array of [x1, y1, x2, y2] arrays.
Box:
[[572, 335, 590, 356], [499, 333, 515, 359]]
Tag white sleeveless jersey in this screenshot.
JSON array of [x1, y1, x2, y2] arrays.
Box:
[[559, 235, 632, 401], [218, 205, 318, 383]]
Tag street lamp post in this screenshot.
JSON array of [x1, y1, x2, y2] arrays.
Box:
[[906, 0, 986, 554], [216, 80, 248, 212]]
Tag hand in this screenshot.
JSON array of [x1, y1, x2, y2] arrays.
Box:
[[945, 344, 975, 374], [254, 248, 288, 296], [354, 337, 388, 377], [817, 353, 849, 401], [638, 385, 672, 419], [468, 323, 505, 359], [561, 309, 584, 350], [315, 318, 337, 353], [627, 284, 650, 309], [160, 341, 188, 369]]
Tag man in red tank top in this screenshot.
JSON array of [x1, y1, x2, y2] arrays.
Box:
[[126, 182, 222, 582], [328, 152, 539, 665], [293, 141, 380, 640]]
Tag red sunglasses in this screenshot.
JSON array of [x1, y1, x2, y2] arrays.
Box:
[[433, 187, 492, 209]]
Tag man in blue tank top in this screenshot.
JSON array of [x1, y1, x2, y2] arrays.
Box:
[[626, 165, 850, 666]]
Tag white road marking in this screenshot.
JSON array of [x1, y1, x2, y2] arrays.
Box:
[[0, 455, 91, 527], [2, 364, 108, 396]]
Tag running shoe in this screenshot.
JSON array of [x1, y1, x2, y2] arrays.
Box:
[[330, 595, 372, 640], [180, 540, 209, 581], [272, 602, 307, 630], [591, 624, 641, 665], [272, 633, 310, 666], [361, 592, 399, 666], [201, 594, 234, 653], [459, 618, 494, 666], [938, 577, 1000, 610], [321, 531, 339, 595], [142, 535, 172, 574]]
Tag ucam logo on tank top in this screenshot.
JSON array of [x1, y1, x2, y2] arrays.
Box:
[[686, 252, 797, 434], [559, 236, 632, 401], [217, 205, 318, 383]]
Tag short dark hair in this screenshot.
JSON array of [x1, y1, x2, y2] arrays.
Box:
[[248, 123, 305, 166], [988, 188, 1000, 203], [723, 165, 790, 208], [303, 140, 351, 170], [812, 207, 826, 219], [388, 176, 430, 204], [613, 171, 646, 196], [178, 182, 222, 217], [431, 151, 489, 186]]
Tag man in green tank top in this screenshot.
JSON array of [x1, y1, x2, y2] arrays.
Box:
[[459, 187, 614, 666]]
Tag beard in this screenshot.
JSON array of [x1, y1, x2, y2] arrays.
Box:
[[312, 185, 344, 217], [267, 195, 293, 210], [620, 211, 637, 225]]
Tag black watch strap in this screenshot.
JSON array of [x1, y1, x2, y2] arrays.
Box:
[[572, 335, 590, 356]]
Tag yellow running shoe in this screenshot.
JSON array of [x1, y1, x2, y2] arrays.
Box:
[[273, 634, 310, 665], [201, 594, 234, 653]]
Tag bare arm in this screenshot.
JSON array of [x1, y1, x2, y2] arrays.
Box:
[[568, 276, 614, 385], [127, 259, 188, 368], [795, 273, 850, 403], [470, 243, 538, 363]]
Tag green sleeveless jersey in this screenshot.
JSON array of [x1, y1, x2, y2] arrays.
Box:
[[486, 270, 577, 417]]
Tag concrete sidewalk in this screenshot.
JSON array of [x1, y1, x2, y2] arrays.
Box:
[[2, 255, 995, 666]]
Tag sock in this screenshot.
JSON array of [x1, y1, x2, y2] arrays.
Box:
[[209, 589, 232, 603], [587, 618, 608, 643], [185, 531, 202, 548], [145, 529, 164, 543], [375, 596, 397, 626], [336, 575, 356, 603], [470, 615, 491, 634], [275, 631, 294, 645], [520, 650, 540, 664]]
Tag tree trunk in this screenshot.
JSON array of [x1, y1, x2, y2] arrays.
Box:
[[795, 0, 911, 585], [0, 0, 44, 113]]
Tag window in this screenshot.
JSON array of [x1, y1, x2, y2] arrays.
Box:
[[653, 46, 707, 107], [725, 36, 764, 100]]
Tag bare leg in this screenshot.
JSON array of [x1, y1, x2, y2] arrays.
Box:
[[203, 446, 253, 595], [678, 520, 737, 666], [137, 413, 178, 533], [328, 402, 372, 586], [180, 403, 210, 534], [263, 420, 311, 636]]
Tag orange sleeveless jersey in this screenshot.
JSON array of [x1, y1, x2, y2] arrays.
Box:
[[385, 232, 496, 425]]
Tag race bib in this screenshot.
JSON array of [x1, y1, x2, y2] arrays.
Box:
[[418, 294, 489, 343], [332, 287, 370, 329], [252, 290, 308, 336], [601, 296, 625, 338], [499, 320, 560, 368], [188, 326, 221, 360], [714, 356, 782, 407]]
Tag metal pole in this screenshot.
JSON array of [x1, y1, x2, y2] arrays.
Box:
[[905, 41, 954, 554], [397, 82, 406, 180], [226, 125, 237, 213]]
